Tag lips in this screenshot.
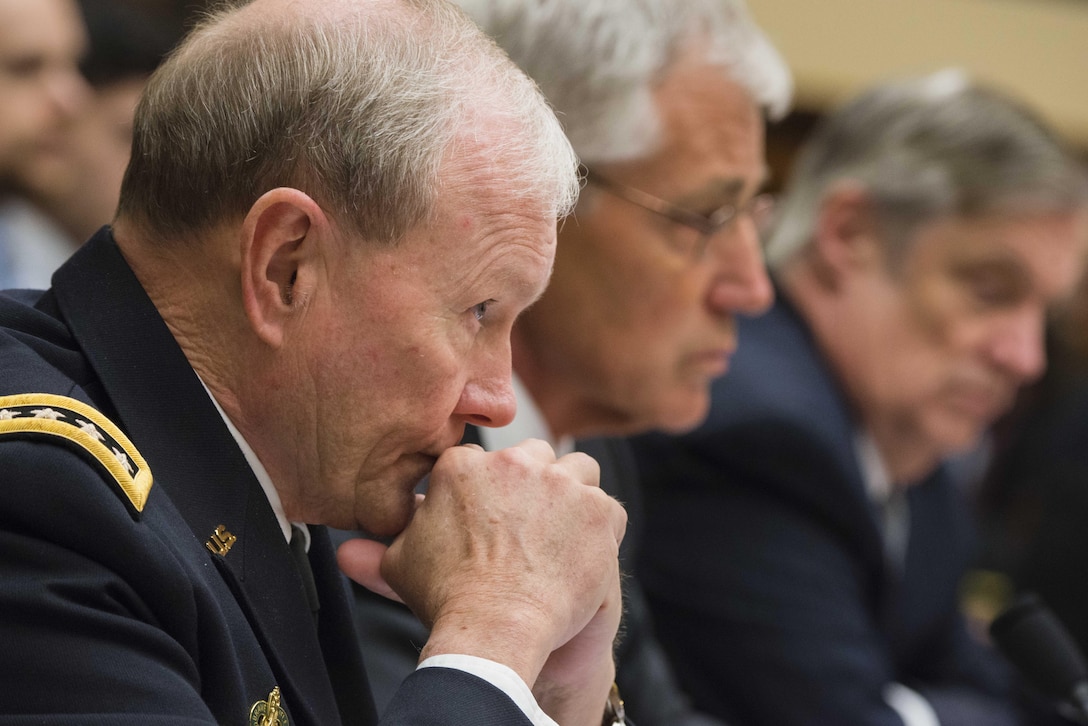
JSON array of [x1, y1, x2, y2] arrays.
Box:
[[689, 348, 735, 377], [946, 385, 1011, 422], [417, 434, 468, 466], [423, 433, 468, 459]]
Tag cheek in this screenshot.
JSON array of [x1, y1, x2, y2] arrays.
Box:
[[866, 279, 962, 374], [868, 332, 982, 440], [381, 337, 470, 423], [563, 213, 694, 320], [601, 258, 703, 341], [0, 102, 31, 139], [11, 88, 51, 124]]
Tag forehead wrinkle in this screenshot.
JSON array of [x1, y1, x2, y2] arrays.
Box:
[[454, 217, 555, 300]]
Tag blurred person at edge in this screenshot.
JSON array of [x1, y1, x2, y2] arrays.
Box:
[[9, 0, 192, 250], [0, 0, 88, 288], [341, 1, 791, 725], [630, 71, 1088, 726]]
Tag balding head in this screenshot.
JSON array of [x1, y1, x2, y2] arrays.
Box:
[[116, 0, 577, 245]]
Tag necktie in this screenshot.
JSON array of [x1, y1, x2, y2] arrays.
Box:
[[290, 525, 320, 627]]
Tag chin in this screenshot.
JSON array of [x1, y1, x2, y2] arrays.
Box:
[[932, 422, 989, 460], [356, 501, 415, 541], [351, 473, 422, 540], [652, 395, 711, 435]]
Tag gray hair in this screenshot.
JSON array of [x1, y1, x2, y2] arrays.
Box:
[[451, 0, 792, 165], [766, 70, 1088, 269], [117, 0, 579, 244]]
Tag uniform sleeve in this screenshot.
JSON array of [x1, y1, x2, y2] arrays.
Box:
[[0, 438, 216, 724], [382, 666, 534, 725]]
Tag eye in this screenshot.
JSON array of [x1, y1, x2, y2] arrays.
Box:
[[2, 55, 46, 80], [972, 278, 1015, 305], [471, 300, 494, 322], [958, 268, 1025, 309]]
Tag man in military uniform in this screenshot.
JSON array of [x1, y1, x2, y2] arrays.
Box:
[[0, 0, 628, 724]]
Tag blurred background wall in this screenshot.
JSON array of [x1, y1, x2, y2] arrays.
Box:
[[749, 0, 1088, 188]]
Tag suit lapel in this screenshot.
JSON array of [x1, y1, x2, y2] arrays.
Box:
[[51, 230, 348, 724]]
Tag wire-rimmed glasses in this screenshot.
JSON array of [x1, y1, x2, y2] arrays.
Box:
[[583, 168, 774, 260]]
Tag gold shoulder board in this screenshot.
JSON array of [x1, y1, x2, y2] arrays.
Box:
[[0, 393, 153, 513]]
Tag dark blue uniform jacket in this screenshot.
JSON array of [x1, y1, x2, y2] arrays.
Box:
[[0, 228, 532, 725]]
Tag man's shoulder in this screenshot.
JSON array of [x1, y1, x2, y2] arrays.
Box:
[[698, 306, 853, 449], [0, 305, 120, 496], [0, 391, 180, 613], [1, 288, 94, 395], [0, 393, 153, 517], [0, 297, 154, 528], [711, 301, 821, 402], [1, 287, 60, 334], [629, 302, 866, 518]]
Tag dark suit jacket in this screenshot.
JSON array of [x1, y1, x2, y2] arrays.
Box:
[[0, 228, 533, 725], [629, 294, 1020, 726], [341, 430, 720, 726], [980, 368, 1088, 676]]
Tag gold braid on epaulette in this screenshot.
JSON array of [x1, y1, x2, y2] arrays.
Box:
[[0, 393, 152, 513]]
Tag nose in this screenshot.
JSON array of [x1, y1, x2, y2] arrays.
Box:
[[988, 308, 1047, 384], [452, 349, 518, 429], [704, 216, 775, 316]]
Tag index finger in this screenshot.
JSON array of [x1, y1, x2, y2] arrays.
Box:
[[556, 450, 601, 489]]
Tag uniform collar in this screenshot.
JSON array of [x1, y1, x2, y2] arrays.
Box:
[[199, 377, 309, 551]]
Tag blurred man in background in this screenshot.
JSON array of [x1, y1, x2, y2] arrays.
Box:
[[0, 0, 193, 287], [0, 0, 88, 287], [631, 72, 1088, 726]]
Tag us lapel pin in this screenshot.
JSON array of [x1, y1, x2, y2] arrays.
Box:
[[205, 524, 237, 556]]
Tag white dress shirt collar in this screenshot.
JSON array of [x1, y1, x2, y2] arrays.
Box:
[[199, 378, 308, 550]]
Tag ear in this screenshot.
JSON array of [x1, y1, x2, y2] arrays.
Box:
[[810, 181, 884, 287], [240, 188, 328, 347]]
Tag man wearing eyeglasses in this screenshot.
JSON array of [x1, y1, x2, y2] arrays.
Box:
[[342, 1, 792, 724], [630, 73, 1088, 726]]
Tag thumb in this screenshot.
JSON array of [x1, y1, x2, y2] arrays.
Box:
[[336, 537, 403, 603]]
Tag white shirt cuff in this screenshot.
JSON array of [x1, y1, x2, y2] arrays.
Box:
[[418, 654, 559, 726], [884, 682, 941, 726]]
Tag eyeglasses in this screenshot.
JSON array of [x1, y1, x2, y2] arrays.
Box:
[[583, 167, 774, 260]]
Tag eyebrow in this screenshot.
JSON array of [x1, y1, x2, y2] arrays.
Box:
[[675, 168, 770, 210]]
